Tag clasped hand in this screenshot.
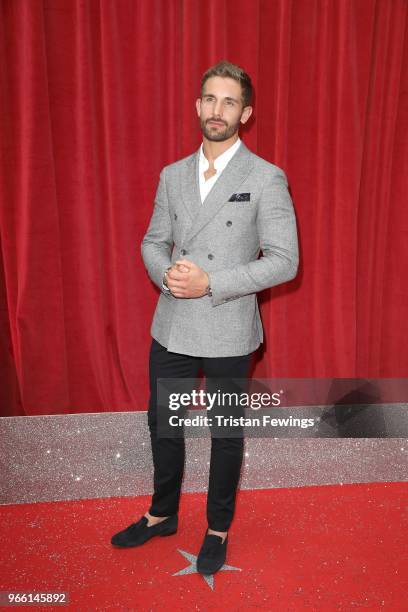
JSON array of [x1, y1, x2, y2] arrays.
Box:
[[166, 259, 209, 298]]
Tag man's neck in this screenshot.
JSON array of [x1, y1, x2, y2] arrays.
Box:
[[202, 133, 240, 164]]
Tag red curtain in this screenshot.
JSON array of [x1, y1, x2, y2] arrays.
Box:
[[0, 0, 407, 416]]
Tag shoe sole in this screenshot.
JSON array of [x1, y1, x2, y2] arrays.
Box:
[[197, 560, 225, 575]]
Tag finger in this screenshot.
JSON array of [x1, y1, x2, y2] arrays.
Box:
[[171, 290, 187, 298], [175, 259, 194, 269], [168, 270, 188, 281], [168, 280, 188, 290], [175, 265, 190, 273]]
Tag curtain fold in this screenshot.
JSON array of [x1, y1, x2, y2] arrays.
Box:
[[0, 0, 407, 415]]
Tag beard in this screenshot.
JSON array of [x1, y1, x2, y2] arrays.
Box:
[[200, 116, 241, 141]]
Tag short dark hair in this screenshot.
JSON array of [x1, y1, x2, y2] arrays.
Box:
[[200, 60, 253, 107]]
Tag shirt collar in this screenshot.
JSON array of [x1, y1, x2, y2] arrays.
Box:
[[199, 137, 241, 173]]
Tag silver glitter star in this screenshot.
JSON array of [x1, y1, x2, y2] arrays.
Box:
[[172, 548, 241, 590]]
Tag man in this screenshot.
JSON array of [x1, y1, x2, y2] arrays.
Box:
[[111, 60, 299, 575]]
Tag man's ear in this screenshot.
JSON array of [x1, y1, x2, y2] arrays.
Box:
[[195, 98, 202, 117], [240, 106, 253, 125]]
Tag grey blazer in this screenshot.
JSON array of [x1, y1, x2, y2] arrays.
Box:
[[141, 141, 299, 357]]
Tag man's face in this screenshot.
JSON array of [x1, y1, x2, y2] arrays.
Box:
[[196, 76, 252, 142]]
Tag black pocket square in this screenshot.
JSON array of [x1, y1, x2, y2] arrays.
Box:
[[228, 192, 250, 202]]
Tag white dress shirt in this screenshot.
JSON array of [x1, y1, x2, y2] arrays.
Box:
[[198, 137, 241, 203]]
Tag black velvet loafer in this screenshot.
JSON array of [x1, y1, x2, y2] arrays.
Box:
[[196, 532, 228, 575], [111, 515, 178, 547]]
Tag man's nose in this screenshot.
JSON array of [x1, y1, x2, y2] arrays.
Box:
[[212, 99, 223, 117]]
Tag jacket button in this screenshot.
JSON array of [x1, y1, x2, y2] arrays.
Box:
[[226, 220, 232, 226], [181, 249, 187, 255], [208, 254, 214, 260], [174, 213, 177, 220]]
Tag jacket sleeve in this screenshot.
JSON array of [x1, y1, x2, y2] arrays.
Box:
[[141, 168, 173, 293], [208, 167, 299, 307]]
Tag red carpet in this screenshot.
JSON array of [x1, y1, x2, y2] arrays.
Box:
[[1, 482, 407, 610]]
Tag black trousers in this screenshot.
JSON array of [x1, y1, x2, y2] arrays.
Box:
[[147, 338, 254, 531]]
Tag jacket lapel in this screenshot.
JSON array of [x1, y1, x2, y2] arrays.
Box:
[[183, 141, 254, 245], [180, 151, 202, 222]]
